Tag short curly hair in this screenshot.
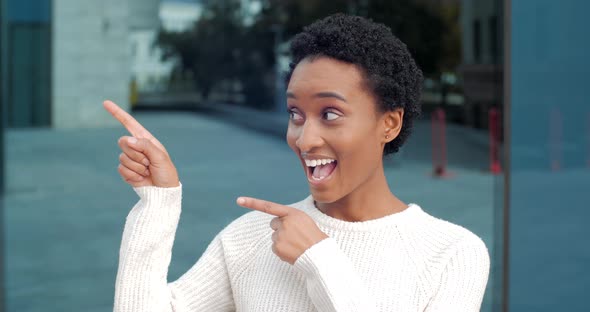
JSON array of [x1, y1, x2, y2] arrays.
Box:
[[286, 13, 423, 155]]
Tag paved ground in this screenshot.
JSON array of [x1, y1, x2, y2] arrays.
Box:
[[4, 110, 497, 311]]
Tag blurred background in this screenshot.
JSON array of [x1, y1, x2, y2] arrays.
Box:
[[0, 0, 587, 311]]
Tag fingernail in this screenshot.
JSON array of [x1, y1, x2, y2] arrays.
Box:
[[128, 137, 137, 144], [237, 197, 245, 205], [144, 169, 150, 176], [142, 158, 150, 166]]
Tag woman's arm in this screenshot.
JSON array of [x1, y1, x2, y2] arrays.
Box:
[[424, 237, 490, 311], [114, 184, 235, 312], [293, 238, 378, 312], [235, 197, 377, 311]]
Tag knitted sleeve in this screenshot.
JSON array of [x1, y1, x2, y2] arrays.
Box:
[[424, 235, 490, 311], [114, 183, 235, 312], [293, 238, 378, 312]]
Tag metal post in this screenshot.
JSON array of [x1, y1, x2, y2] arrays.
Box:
[[0, 0, 5, 196], [0, 0, 6, 309]]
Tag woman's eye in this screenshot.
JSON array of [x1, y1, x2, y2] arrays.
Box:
[[289, 110, 303, 121], [323, 111, 340, 121]]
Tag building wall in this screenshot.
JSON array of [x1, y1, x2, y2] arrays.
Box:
[[2, 0, 51, 128], [1, 0, 162, 129], [460, 0, 503, 129], [52, 0, 131, 128], [461, 0, 501, 65], [128, 0, 160, 31]]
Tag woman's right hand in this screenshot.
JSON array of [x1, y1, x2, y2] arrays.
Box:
[[103, 100, 180, 188]]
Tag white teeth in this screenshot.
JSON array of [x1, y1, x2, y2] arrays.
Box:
[[305, 158, 336, 167]]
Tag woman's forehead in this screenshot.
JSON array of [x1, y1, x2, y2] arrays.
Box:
[[287, 57, 365, 94]]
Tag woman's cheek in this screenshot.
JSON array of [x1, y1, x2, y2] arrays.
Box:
[[286, 127, 299, 152]]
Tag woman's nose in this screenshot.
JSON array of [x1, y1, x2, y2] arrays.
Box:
[[295, 121, 324, 152]]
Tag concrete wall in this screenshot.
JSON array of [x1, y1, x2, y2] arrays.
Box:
[[52, 0, 131, 128], [128, 0, 160, 30]]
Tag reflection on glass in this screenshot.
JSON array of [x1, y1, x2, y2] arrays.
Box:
[[2, 0, 503, 311], [508, 2, 590, 310]]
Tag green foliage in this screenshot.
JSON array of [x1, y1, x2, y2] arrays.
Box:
[[366, 0, 445, 75], [158, 0, 277, 109]]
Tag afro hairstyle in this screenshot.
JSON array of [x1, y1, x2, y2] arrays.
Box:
[[286, 13, 423, 155]]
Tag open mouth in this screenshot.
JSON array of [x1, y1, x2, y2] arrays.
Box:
[[305, 158, 338, 183]]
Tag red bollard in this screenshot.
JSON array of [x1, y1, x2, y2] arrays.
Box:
[[489, 107, 502, 174], [550, 107, 562, 171], [431, 108, 451, 178]]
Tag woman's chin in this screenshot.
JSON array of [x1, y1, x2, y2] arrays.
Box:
[[309, 189, 339, 204]]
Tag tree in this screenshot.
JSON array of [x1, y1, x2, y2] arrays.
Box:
[[158, 0, 244, 100], [365, 0, 446, 76], [157, 0, 456, 110]]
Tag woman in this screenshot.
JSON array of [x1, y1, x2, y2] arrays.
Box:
[[106, 14, 489, 312]]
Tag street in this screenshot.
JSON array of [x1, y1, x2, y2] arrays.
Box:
[[4, 111, 496, 311]]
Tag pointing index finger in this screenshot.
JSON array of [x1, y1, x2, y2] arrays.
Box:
[[236, 197, 294, 217], [103, 100, 153, 139]]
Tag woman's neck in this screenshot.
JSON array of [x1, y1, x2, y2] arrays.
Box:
[[315, 166, 407, 222]]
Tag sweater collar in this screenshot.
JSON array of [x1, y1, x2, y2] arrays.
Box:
[[298, 195, 424, 232]]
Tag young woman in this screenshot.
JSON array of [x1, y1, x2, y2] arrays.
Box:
[[106, 14, 489, 312]]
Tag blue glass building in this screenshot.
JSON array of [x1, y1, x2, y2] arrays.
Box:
[[0, 0, 588, 310], [506, 0, 590, 310], [1, 0, 51, 128]]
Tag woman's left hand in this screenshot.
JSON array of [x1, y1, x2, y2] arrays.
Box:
[[237, 197, 329, 265]]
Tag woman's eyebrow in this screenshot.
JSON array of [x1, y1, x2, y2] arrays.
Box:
[[315, 91, 348, 103], [286, 91, 348, 103]]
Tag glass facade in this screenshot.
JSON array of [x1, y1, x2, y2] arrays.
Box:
[[2, 0, 51, 128], [0, 0, 587, 311], [506, 0, 590, 310]]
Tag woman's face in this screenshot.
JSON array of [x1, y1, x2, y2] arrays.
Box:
[[286, 56, 395, 204]]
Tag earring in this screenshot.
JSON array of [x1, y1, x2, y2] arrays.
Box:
[[385, 134, 389, 139]]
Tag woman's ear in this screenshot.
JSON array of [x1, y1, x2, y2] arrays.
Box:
[[382, 108, 404, 143]]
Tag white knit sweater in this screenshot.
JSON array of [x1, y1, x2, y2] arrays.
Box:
[[114, 183, 490, 312]]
